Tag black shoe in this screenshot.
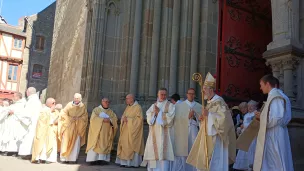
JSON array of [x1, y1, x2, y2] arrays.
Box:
[[101, 161, 109, 165], [89, 161, 98, 165], [59, 161, 69, 164], [69, 161, 77, 164], [120, 165, 125, 167]]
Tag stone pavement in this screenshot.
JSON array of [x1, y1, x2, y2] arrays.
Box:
[[0, 155, 146, 171]]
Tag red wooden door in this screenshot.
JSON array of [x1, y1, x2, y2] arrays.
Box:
[[216, 0, 272, 106]]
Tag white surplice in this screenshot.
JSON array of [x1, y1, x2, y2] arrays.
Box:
[[142, 100, 175, 171], [36, 143, 58, 162], [256, 88, 294, 171], [171, 100, 200, 171], [0, 106, 9, 152], [17, 94, 42, 156], [233, 111, 256, 170], [0, 99, 26, 152]]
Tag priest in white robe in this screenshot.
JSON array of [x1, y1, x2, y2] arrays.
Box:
[[0, 93, 26, 156], [0, 100, 11, 154], [274, 77, 292, 126], [186, 73, 236, 171], [233, 100, 258, 170], [17, 87, 42, 158], [172, 88, 202, 171], [141, 88, 175, 171], [254, 75, 293, 171], [246, 100, 258, 169]]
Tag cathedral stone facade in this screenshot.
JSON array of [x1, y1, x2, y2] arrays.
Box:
[[48, 0, 219, 114], [47, 0, 304, 169]]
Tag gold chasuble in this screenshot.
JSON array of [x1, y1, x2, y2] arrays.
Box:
[[117, 101, 144, 160], [32, 107, 59, 162], [253, 89, 285, 171], [59, 102, 88, 157], [186, 95, 236, 170], [86, 106, 118, 155]]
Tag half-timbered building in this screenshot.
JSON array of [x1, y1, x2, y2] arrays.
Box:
[[0, 24, 26, 99]]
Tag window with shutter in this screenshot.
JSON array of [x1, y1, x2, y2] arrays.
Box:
[[35, 35, 45, 51]]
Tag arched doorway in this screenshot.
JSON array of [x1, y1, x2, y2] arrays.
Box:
[[216, 0, 272, 106]]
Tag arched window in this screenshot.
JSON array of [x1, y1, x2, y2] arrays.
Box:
[[32, 64, 43, 79]]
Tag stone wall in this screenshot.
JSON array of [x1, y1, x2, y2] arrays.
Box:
[[47, 0, 88, 104], [19, 3, 56, 96], [27, 3, 56, 93], [77, 0, 219, 115]]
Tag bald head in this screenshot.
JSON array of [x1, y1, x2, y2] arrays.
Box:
[[26, 87, 36, 97], [126, 94, 135, 105], [46, 98, 55, 107], [55, 104, 63, 110]]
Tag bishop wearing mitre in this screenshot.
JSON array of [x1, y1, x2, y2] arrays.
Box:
[[86, 97, 118, 165], [186, 73, 236, 171], [116, 94, 144, 167]]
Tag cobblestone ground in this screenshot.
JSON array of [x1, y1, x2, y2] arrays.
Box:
[[0, 155, 146, 171]]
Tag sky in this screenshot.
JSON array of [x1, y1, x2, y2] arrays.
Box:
[[1, 0, 56, 26]]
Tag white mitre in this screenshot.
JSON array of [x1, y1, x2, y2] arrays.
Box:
[[204, 72, 216, 89]]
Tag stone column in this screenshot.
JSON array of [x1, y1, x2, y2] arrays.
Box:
[[283, 57, 297, 98], [268, 61, 282, 79], [82, 0, 106, 100], [169, 0, 181, 95], [129, 0, 143, 94], [189, 0, 200, 88], [148, 0, 162, 98], [269, 0, 302, 49]]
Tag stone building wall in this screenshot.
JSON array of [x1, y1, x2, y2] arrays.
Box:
[[47, 0, 88, 104], [76, 0, 219, 115], [19, 2, 56, 96]]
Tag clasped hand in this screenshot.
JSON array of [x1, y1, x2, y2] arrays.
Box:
[[121, 116, 128, 123], [188, 109, 195, 119], [103, 118, 110, 123], [154, 105, 160, 116], [199, 109, 208, 121]]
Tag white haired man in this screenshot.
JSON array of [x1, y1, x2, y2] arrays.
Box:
[[186, 73, 236, 171], [59, 93, 88, 164]]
